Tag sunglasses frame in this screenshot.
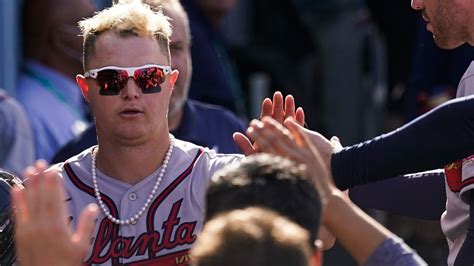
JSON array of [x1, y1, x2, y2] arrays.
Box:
[[84, 64, 172, 79], [84, 64, 172, 95]]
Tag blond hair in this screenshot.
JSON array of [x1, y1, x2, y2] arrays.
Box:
[[117, 0, 191, 40], [191, 207, 312, 266], [79, 1, 172, 68]]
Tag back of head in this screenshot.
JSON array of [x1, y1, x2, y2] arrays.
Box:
[[206, 153, 322, 246], [79, 1, 172, 69], [191, 207, 312, 266]]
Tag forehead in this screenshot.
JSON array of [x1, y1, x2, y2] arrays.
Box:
[[88, 31, 168, 69]]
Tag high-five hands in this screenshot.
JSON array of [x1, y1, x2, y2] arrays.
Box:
[[233, 91, 305, 155], [11, 160, 99, 266]]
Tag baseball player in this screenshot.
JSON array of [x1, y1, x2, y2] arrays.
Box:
[[439, 62, 474, 265], [55, 3, 241, 265], [6, 2, 304, 265]]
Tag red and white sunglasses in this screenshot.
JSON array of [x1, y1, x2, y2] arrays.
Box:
[[84, 64, 172, 95]]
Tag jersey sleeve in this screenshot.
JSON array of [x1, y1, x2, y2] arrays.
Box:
[[349, 170, 446, 220], [460, 156, 474, 203], [332, 96, 474, 190], [190, 149, 243, 210]]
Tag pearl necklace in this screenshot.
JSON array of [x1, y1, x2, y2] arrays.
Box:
[[91, 135, 175, 226]]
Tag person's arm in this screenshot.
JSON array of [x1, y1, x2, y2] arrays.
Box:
[[332, 96, 474, 190], [246, 117, 427, 265], [325, 191, 426, 266], [349, 170, 446, 220], [453, 192, 474, 265]]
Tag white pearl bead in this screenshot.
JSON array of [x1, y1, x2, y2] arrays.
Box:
[[91, 135, 174, 226]]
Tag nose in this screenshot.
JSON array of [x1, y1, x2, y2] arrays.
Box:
[[411, 0, 424, 10], [121, 78, 141, 100]]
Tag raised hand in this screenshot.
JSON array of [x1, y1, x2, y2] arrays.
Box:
[[245, 116, 342, 202], [259, 91, 305, 125], [233, 91, 305, 155], [12, 160, 99, 266]]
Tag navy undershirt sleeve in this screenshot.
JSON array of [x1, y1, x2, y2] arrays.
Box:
[[453, 192, 474, 266], [349, 170, 446, 220], [332, 96, 474, 190]]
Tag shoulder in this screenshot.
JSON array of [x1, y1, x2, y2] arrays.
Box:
[[55, 147, 94, 176], [457, 62, 474, 97], [174, 138, 243, 165]]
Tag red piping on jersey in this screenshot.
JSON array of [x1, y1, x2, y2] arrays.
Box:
[[147, 148, 204, 258], [461, 176, 474, 190], [64, 163, 121, 265]]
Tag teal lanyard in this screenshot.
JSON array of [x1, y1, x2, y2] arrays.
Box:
[[23, 66, 84, 120]]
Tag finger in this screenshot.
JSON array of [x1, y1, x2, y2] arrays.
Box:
[[11, 186, 28, 225], [73, 204, 99, 253], [24, 167, 42, 220], [295, 107, 305, 126], [233, 132, 257, 156], [46, 170, 68, 227], [254, 117, 303, 156], [284, 95, 296, 119], [272, 91, 284, 123], [247, 121, 280, 155], [284, 118, 307, 147], [259, 118, 311, 161], [259, 98, 273, 119]]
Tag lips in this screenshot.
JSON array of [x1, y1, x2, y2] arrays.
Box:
[[118, 106, 144, 117]]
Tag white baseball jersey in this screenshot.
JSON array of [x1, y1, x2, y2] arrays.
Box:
[[53, 139, 242, 265], [441, 61, 474, 265]]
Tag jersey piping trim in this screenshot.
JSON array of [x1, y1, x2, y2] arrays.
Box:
[[147, 148, 204, 258], [64, 163, 121, 265]]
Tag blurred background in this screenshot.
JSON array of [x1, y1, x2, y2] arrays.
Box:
[[3, 0, 473, 264]]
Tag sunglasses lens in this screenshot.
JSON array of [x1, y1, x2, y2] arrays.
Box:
[[96, 70, 127, 95], [135, 67, 165, 94]]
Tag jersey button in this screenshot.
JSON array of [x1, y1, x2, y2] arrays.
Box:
[[128, 192, 137, 201]]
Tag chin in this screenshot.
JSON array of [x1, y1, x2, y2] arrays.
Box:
[[116, 127, 148, 143], [434, 38, 464, 49]]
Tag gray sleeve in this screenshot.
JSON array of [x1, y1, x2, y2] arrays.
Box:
[[364, 236, 427, 266]]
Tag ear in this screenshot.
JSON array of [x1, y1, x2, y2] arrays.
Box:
[[76, 74, 91, 102], [168, 69, 179, 91]]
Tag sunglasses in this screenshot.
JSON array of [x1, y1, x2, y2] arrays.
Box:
[[84, 64, 172, 96]]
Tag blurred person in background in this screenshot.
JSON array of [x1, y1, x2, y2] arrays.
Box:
[[180, 0, 246, 117], [0, 89, 34, 175], [16, 0, 96, 161]]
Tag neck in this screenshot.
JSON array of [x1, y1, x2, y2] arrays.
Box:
[[95, 132, 171, 185], [168, 107, 184, 131]]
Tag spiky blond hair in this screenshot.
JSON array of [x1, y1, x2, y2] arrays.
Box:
[[117, 0, 191, 40], [79, 1, 172, 68]]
